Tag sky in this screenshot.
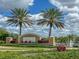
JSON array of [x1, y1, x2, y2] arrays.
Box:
[[0, 0, 79, 37], [29, 0, 56, 14]]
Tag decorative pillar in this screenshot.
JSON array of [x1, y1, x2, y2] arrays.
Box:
[[49, 37, 56, 46], [6, 37, 13, 43], [53, 37, 56, 46]]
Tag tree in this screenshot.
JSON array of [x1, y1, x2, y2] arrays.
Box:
[[9, 33, 18, 39], [7, 8, 32, 35], [0, 28, 9, 41], [37, 8, 64, 43]]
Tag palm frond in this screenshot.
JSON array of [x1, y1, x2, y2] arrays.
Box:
[[37, 8, 64, 29], [6, 8, 32, 35], [37, 19, 48, 25]]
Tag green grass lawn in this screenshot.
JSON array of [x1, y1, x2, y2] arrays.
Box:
[[0, 50, 78, 59], [0, 43, 79, 59]]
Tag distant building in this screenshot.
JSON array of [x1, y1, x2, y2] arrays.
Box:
[[6, 33, 49, 44], [21, 33, 41, 43]]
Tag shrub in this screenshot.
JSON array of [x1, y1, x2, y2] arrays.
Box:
[[0, 43, 56, 48], [0, 41, 5, 44], [10, 40, 15, 43], [29, 41, 31, 43], [38, 40, 49, 43], [57, 44, 66, 51]]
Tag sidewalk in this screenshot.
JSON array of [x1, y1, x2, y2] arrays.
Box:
[[0, 46, 78, 51]]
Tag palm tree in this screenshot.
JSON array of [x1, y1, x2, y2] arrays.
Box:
[[6, 8, 32, 43], [7, 8, 32, 35], [37, 8, 64, 43]]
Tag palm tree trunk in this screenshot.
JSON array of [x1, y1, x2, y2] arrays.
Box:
[[49, 26, 52, 38], [48, 26, 52, 44], [18, 24, 22, 43], [20, 25, 22, 35]]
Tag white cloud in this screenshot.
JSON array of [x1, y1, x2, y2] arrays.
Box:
[[0, 0, 34, 9], [50, 0, 78, 7], [30, 13, 43, 20], [61, 6, 79, 13], [0, 15, 8, 22], [0, 0, 34, 14]]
